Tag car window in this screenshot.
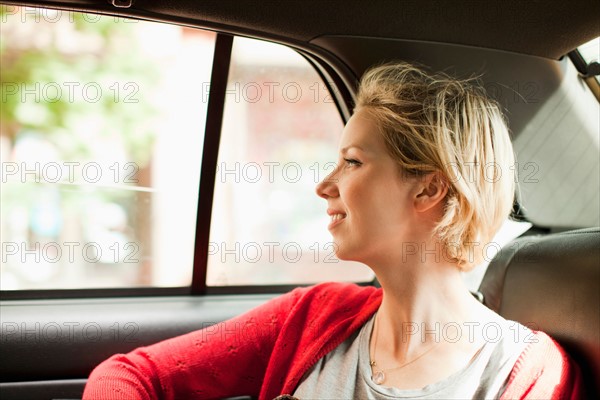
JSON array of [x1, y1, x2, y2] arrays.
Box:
[[207, 37, 373, 285], [1, 6, 214, 290], [0, 6, 373, 293]]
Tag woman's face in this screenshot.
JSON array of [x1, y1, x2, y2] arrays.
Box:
[[316, 109, 422, 264]]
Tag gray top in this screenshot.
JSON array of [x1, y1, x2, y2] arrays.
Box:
[[294, 314, 532, 399]]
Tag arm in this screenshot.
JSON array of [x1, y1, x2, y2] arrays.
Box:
[[83, 288, 306, 400]]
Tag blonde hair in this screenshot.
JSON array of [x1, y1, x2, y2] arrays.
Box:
[[355, 62, 516, 270]]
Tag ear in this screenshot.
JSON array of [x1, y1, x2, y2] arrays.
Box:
[[414, 172, 448, 212]]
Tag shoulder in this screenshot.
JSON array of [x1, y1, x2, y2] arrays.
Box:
[[272, 282, 381, 346], [266, 283, 382, 396], [298, 281, 381, 302], [283, 282, 382, 319], [500, 330, 584, 399]]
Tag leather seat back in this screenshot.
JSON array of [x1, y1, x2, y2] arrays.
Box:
[[479, 227, 600, 397]]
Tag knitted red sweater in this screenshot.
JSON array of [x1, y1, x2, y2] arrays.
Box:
[[83, 282, 583, 399]]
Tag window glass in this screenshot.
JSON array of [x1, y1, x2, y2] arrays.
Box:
[[0, 6, 215, 289], [207, 37, 374, 286]]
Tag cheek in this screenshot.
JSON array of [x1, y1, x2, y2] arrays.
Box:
[[367, 186, 410, 230], [348, 187, 394, 230], [341, 170, 409, 227], [341, 179, 362, 209]]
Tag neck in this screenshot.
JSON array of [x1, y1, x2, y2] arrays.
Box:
[[371, 253, 484, 358]]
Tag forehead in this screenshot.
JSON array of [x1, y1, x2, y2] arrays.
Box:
[[339, 109, 386, 154]]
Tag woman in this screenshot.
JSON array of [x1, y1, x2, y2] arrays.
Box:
[[83, 62, 582, 399]]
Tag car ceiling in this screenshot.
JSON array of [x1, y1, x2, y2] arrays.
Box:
[[10, 0, 600, 59]]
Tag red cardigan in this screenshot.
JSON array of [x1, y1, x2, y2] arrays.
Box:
[[83, 282, 583, 399]]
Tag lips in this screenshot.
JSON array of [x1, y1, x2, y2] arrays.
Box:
[[327, 208, 347, 230]]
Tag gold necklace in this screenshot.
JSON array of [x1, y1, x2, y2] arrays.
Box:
[[369, 314, 442, 385]]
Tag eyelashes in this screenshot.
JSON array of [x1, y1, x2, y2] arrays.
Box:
[[343, 158, 362, 166]]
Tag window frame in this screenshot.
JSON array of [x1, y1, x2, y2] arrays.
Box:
[[568, 49, 600, 100], [0, 9, 364, 300]]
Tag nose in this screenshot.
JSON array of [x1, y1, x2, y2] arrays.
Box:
[[316, 168, 339, 199]]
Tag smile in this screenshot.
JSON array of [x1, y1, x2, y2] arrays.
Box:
[[328, 213, 347, 229]]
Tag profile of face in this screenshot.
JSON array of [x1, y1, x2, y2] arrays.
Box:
[[316, 109, 446, 266]]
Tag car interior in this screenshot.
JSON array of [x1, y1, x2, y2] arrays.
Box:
[[1, 1, 599, 399]]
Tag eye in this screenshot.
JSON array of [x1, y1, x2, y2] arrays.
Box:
[[343, 158, 362, 167]]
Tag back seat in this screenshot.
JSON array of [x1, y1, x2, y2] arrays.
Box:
[[479, 227, 600, 398]]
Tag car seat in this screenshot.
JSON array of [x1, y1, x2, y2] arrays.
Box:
[[479, 227, 600, 398]]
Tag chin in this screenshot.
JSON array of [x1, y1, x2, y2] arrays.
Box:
[[332, 241, 361, 263], [331, 240, 348, 260]]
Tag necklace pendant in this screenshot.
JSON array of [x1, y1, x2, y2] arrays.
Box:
[[372, 370, 385, 385]]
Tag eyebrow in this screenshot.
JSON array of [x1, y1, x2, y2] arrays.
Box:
[[340, 145, 367, 154]]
